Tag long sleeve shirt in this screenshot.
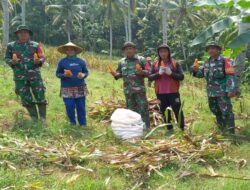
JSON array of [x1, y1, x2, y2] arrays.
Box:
[[56, 56, 88, 88], [149, 60, 184, 94], [193, 56, 236, 97]]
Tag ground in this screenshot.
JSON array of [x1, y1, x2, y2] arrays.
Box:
[[0, 54, 250, 190]]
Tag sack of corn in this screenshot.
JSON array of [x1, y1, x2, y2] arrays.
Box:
[[110, 108, 144, 140]]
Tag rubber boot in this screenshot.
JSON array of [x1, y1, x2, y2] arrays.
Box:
[[38, 104, 47, 126], [216, 115, 225, 134], [25, 105, 38, 121], [227, 114, 235, 134]]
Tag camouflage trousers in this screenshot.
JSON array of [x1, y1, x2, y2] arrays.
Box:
[[124, 90, 150, 129], [15, 79, 47, 106], [208, 96, 235, 133]]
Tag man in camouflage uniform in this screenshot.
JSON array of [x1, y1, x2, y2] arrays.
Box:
[[110, 42, 150, 129], [192, 42, 236, 134], [5, 25, 47, 122]]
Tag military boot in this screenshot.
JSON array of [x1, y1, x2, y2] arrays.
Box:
[[227, 114, 235, 134], [38, 104, 47, 126], [25, 105, 38, 121], [216, 115, 225, 133]]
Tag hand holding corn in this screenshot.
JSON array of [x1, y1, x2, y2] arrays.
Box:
[[108, 65, 117, 76], [12, 53, 18, 65], [64, 69, 73, 77], [77, 72, 85, 79]]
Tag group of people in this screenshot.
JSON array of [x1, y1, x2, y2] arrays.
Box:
[[4, 25, 237, 135]]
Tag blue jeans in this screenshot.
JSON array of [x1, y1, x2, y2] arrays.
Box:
[[63, 97, 86, 126]]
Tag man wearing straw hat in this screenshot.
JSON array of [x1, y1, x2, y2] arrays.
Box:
[[56, 42, 88, 127], [4, 25, 47, 122], [109, 42, 150, 130]]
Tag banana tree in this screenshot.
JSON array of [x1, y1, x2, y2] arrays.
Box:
[[192, 0, 250, 48], [192, 0, 250, 94]]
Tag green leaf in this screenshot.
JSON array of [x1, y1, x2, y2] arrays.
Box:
[[237, 0, 250, 9], [191, 16, 238, 46], [194, 0, 234, 7], [228, 31, 250, 48], [242, 15, 250, 23]]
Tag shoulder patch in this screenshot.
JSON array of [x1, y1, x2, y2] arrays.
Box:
[[29, 41, 38, 48], [225, 58, 235, 75], [8, 41, 15, 47]]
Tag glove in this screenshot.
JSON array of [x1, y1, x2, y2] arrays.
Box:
[[165, 67, 172, 75], [64, 69, 73, 77], [159, 66, 165, 75], [77, 72, 85, 79]]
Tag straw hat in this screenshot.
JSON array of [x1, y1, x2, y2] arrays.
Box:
[[57, 42, 83, 54]]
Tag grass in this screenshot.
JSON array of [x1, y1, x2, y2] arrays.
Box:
[[0, 51, 250, 190]]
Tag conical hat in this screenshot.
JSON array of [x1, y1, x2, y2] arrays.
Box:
[[57, 42, 83, 54]]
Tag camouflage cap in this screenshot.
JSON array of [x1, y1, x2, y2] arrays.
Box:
[[205, 42, 222, 51], [14, 25, 33, 35], [122, 42, 136, 50]]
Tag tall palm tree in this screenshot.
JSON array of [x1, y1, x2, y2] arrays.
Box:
[[161, 0, 168, 43], [46, 0, 86, 42], [21, 0, 25, 25], [163, 0, 204, 69], [102, 0, 125, 61], [127, 0, 137, 41]]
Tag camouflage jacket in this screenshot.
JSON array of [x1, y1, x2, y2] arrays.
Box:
[[115, 55, 148, 94], [5, 40, 45, 81], [193, 56, 236, 97]]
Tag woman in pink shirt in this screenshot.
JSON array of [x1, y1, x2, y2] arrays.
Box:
[[149, 44, 185, 133]]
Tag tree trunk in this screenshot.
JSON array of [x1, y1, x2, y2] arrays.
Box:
[[128, 0, 132, 41], [162, 5, 167, 43], [67, 30, 71, 42], [123, 11, 129, 41], [1, 0, 9, 45], [21, 0, 26, 25], [109, 22, 113, 62], [234, 22, 250, 95]]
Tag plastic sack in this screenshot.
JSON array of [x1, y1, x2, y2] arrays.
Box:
[[111, 108, 144, 140]]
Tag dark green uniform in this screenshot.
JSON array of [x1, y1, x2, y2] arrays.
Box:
[[115, 55, 150, 129], [193, 56, 236, 133], [5, 40, 47, 120]]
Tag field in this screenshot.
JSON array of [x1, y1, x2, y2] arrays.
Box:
[[0, 52, 250, 190]]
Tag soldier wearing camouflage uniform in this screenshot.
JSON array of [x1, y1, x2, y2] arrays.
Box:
[[5, 25, 47, 121], [192, 42, 236, 134], [110, 42, 150, 129]]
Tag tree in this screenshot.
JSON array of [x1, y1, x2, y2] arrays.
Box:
[[46, 0, 86, 42], [102, 0, 125, 61], [192, 0, 250, 93], [162, 0, 205, 69], [127, 0, 137, 41], [21, 0, 25, 25], [1, 0, 11, 45]]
